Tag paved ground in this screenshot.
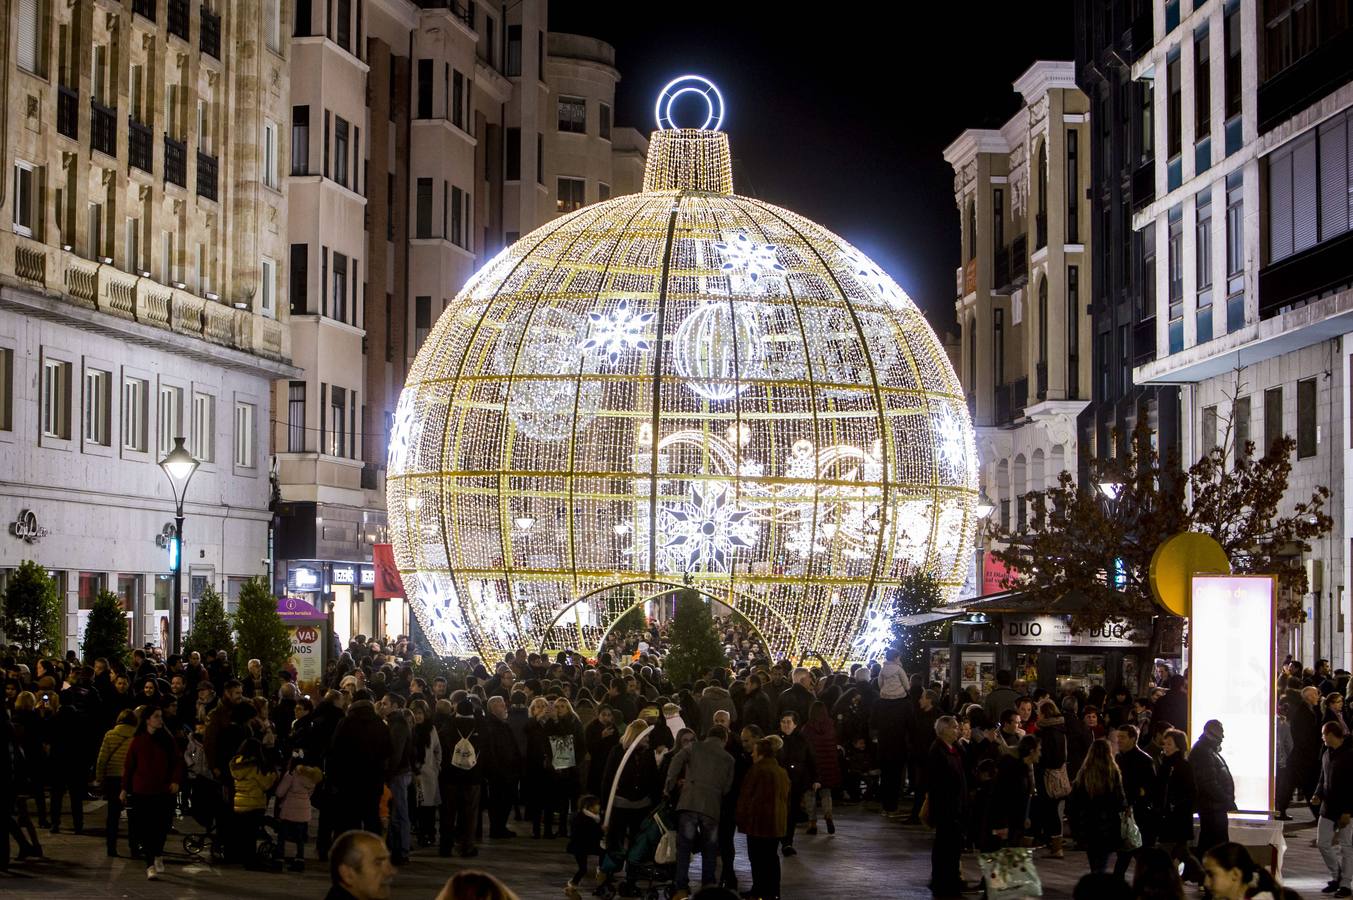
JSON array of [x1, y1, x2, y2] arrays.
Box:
[[0, 798, 1335, 899]]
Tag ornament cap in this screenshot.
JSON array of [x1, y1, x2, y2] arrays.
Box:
[[642, 129, 734, 194]]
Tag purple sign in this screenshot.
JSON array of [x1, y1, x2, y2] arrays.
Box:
[[278, 596, 326, 620]]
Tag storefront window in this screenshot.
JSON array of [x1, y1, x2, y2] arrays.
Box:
[[78, 571, 106, 609], [1055, 653, 1106, 692], [1013, 650, 1041, 691], [154, 575, 172, 610], [961, 650, 996, 698], [117, 573, 141, 611], [927, 648, 951, 687]]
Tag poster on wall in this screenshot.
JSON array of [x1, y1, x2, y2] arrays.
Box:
[[928, 648, 951, 686], [277, 596, 327, 694]]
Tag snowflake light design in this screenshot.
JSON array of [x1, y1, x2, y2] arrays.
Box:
[[387, 392, 417, 472], [714, 231, 785, 294], [932, 405, 971, 480], [849, 600, 896, 662], [579, 299, 655, 364], [658, 481, 759, 572], [842, 246, 913, 311]]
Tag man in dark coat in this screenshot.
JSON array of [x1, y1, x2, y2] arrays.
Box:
[[1190, 719, 1236, 855], [1114, 723, 1157, 876], [437, 699, 486, 857], [1315, 721, 1353, 894], [927, 715, 969, 895], [741, 675, 775, 734], [482, 695, 522, 839], [775, 711, 815, 857], [328, 700, 393, 836], [377, 693, 414, 865], [906, 690, 941, 821], [1292, 686, 1327, 805], [774, 669, 814, 728], [1153, 675, 1189, 734]]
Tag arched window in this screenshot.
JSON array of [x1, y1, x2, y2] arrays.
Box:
[[1036, 142, 1047, 213], [967, 198, 977, 262], [1038, 276, 1049, 364]]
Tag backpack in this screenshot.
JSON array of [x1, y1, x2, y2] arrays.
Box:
[[450, 731, 478, 770]]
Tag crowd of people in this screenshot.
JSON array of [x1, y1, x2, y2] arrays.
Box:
[[0, 622, 1342, 900]]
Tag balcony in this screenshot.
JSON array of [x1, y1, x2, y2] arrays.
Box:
[[168, 0, 189, 40], [90, 100, 116, 157], [1131, 159, 1155, 210], [1257, 28, 1353, 135], [1132, 315, 1157, 366], [361, 464, 382, 491], [200, 7, 221, 58], [1036, 361, 1048, 401], [995, 383, 1012, 426], [133, 0, 156, 22], [57, 85, 78, 139], [993, 234, 1029, 295], [1035, 211, 1047, 250], [164, 136, 186, 187], [1012, 377, 1027, 418], [128, 118, 152, 173], [994, 378, 1029, 427], [196, 151, 218, 202], [1258, 230, 1353, 319], [414, 0, 474, 28]]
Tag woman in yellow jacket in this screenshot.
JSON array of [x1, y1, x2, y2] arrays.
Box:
[[228, 737, 278, 869], [94, 709, 138, 857]]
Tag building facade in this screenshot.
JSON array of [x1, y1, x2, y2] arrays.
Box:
[[946, 62, 1094, 544], [0, 0, 297, 651], [1079, 0, 1353, 667], [271, 0, 647, 648]]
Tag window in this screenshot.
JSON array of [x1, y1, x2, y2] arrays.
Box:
[[416, 178, 433, 238], [966, 199, 977, 261], [1118, 324, 1129, 395], [1234, 395, 1251, 453], [12, 161, 38, 238], [1195, 26, 1212, 139], [1066, 129, 1079, 242], [537, 133, 544, 184], [197, 243, 209, 296], [332, 252, 347, 322], [78, 572, 106, 610], [417, 59, 432, 119], [320, 247, 328, 315], [162, 230, 176, 284], [452, 185, 464, 246], [336, 0, 350, 51], [599, 182, 611, 202], [291, 106, 310, 175], [290, 244, 308, 315], [262, 120, 280, 188], [557, 177, 585, 214], [323, 110, 331, 178], [1225, 170, 1244, 298], [1067, 265, 1080, 398], [1318, 112, 1352, 241], [415, 296, 431, 353], [1099, 331, 1112, 399], [1263, 0, 1350, 81], [1264, 386, 1284, 454], [287, 381, 306, 452], [1138, 79, 1155, 161], [1224, 4, 1242, 136], [484, 15, 494, 68], [600, 103, 612, 140], [0, 347, 13, 432], [334, 117, 349, 188], [193, 393, 214, 462], [1202, 405, 1218, 452], [506, 24, 522, 76], [506, 128, 521, 180], [159, 384, 183, 454], [122, 376, 146, 451], [1196, 189, 1214, 293], [558, 96, 586, 133], [1267, 131, 1319, 262], [88, 202, 105, 260], [328, 387, 346, 457], [42, 358, 70, 439], [234, 402, 255, 467], [1167, 49, 1182, 161], [453, 70, 464, 129], [992, 188, 1004, 259], [993, 308, 1005, 385], [295, 0, 312, 36], [1168, 205, 1184, 319], [265, 0, 280, 53], [83, 368, 111, 447], [1297, 377, 1317, 458], [1036, 277, 1049, 365], [260, 256, 275, 317], [17, 0, 46, 75]]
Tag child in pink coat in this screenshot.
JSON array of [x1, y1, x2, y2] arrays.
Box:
[[272, 755, 323, 871]]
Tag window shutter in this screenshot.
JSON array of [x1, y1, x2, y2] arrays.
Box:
[[1292, 132, 1318, 254], [1269, 148, 1293, 262], [17, 0, 38, 73], [1320, 116, 1350, 241]]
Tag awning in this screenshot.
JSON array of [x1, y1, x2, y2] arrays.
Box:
[[895, 610, 967, 627]]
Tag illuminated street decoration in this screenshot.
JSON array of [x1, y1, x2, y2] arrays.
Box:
[[388, 78, 978, 664], [655, 74, 725, 131]]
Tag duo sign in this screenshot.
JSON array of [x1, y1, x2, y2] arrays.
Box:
[[1003, 614, 1149, 647]]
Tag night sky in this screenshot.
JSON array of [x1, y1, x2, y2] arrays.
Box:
[[550, 1, 1075, 334]]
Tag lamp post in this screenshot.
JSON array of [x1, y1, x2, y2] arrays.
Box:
[[159, 437, 200, 656]]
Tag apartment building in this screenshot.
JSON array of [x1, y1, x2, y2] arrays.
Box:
[[0, 0, 297, 650], [945, 62, 1094, 541], [1078, 0, 1353, 665], [272, 0, 647, 648]]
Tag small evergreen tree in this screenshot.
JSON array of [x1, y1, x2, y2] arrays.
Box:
[[82, 590, 129, 666], [2, 560, 62, 662], [233, 577, 292, 677], [185, 584, 234, 659], [888, 571, 947, 674], [662, 588, 727, 687]]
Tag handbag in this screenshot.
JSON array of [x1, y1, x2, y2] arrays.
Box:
[[1121, 809, 1142, 850], [1043, 765, 1071, 800], [653, 815, 678, 865], [978, 847, 1043, 900]]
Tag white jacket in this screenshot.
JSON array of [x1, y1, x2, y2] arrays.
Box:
[[415, 728, 442, 806]]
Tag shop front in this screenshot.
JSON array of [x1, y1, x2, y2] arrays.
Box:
[[286, 560, 408, 651], [925, 593, 1156, 699]]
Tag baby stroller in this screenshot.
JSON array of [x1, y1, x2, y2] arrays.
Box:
[[181, 776, 225, 862], [598, 802, 677, 900]]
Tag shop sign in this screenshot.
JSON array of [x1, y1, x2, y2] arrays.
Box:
[[288, 566, 321, 592], [332, 565, 357, 585], [1004, 614, 1148, 647], [10, 509, 48, 544], [360, 567, 375, 586], [982, 555, 1017, 595]]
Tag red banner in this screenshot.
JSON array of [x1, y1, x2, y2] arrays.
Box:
[[982, 554, 1017, 595], [373, 543, 406, 599]]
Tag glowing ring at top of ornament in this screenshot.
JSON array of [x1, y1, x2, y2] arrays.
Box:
[[655, 75, 725, 132]]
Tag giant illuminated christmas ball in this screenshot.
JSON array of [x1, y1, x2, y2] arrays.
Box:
[[388, 77, 978, 665]]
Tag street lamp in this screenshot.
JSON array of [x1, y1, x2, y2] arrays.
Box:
[[975, 490, 996, 520], [1096, 480, 1123, 501], [159, 437, 199, 656]]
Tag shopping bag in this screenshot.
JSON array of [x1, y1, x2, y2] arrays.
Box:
[[1121, 809, 1142, 850], [978, 847, 1043, 900], [1042, 765, 1071, 800]]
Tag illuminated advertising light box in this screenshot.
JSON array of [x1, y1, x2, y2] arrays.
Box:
[[1190, 575, 1275, 814]]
